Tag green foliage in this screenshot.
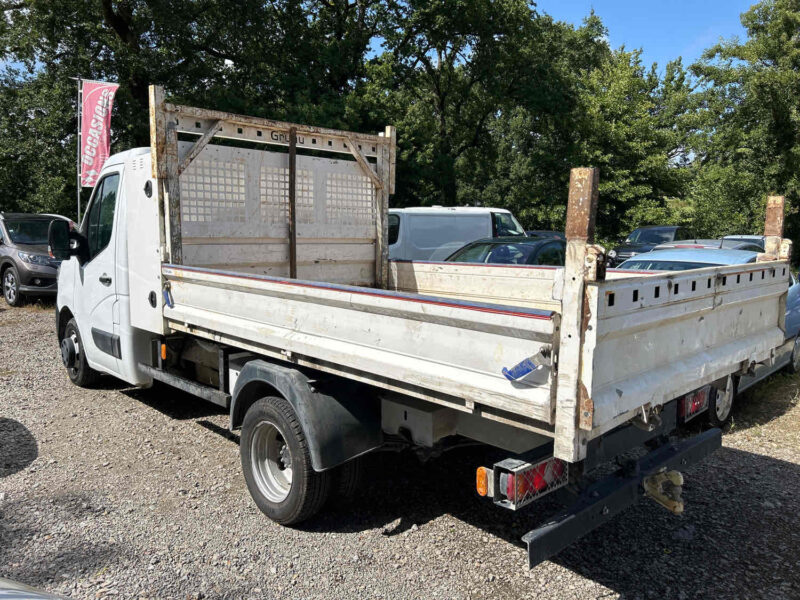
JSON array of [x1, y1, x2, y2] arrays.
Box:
[[0, 0, 796, 250], [690, 0, 800, 243]]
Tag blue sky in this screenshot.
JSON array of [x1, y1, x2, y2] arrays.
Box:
[[534, 0, 754, 69]]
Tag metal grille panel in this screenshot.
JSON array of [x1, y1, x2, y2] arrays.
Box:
[[181, 159, 246, 223], [326, 172, 375, 224], [259, 167, 314, 224]]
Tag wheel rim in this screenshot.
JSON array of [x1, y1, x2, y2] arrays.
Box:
[[63, 329, 81, 378], [715, 386, 733, 421], [3, 271, 16, 303], [250, 420, 293, 503]]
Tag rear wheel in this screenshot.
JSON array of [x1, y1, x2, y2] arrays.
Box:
[[241, 396, 331, 525], [2, 265, 23, 307], [708, 376, 735, 427], [328, 456, 364, 507], [60, 318, 99, 387]]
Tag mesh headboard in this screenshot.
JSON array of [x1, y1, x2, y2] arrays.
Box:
[[177, 142, 377, 286]]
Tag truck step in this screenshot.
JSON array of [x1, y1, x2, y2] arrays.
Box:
[[138, 363, 231, 408]]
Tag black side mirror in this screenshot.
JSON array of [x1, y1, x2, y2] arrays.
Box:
[[48, 220, 71, 260]]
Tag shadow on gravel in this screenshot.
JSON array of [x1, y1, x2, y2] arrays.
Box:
[[732, 371, 800, 430], [123, 382, 226, 421], [298, 444, 799, 599], [0, 418, 38, 477], [0, 492, 122, 589]]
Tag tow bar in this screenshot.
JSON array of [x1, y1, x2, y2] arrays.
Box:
[[522, 428, 721, 568]]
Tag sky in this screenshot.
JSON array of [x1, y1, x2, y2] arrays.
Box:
[[534, 0, 755, 69]]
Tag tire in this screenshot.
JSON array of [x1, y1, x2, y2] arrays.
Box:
[[61, 318, 99, 387], [2, 265, 23, 307], [786, 336, 800, 374], [328, 456, 363, 507], [240, 396, 331, 525], [708, 376, 736, 427]]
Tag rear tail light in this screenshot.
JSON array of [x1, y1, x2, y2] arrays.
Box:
[[679, 386, 710, 422], [478, 455, 568, 510]]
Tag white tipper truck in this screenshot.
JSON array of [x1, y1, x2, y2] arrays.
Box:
[[49, 87, 793, 567]]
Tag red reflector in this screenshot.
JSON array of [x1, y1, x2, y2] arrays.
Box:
[[680, 386, 709, 420], [503, 457, 568, 508]]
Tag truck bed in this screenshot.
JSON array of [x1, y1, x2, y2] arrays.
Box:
[[160, 258, 789, 452], [134, 90, 791, 463]]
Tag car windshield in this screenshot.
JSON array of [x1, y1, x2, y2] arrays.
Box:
[[449, 241, 537, 265], [4, 219, 52, 245], [492, 212, 525, 236], [626, 228, 676, 244], [618, 260, 718, 271]]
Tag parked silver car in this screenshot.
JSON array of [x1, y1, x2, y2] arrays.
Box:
[[0, 212, 73, 306]]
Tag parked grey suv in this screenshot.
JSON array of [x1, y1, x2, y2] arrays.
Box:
[[0, 212, 72, 306]]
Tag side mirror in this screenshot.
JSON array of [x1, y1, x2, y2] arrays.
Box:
[[48, 220, 71, 260]]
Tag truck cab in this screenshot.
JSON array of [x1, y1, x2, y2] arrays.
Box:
[[55, 147, 154, 388]]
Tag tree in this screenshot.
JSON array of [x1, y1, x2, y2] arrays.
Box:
[[0, 0, 381, 219], [689, 0, 800, 241]]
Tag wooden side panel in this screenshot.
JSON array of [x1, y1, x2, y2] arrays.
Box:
[[388, 260, 562, 310], [587, 261, 790, 431], [163, 265, 558, 425]]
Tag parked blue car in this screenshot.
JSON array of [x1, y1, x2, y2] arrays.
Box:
[[616, 248, 800, 393]]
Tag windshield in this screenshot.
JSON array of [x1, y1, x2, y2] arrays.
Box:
[[626, 228, 676, 245], [492, 212, 525, 236], [448, 241, 537, 264], [618, 260, 718, 271], [4, 219, 53, 245]]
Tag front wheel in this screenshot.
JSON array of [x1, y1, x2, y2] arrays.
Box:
[[60, 318, 99, 387], [240, 396, 331, 525], [3, 266, 23, 307], [708, 376, 736, 427]]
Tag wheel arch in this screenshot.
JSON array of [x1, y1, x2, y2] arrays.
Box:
[[230, 359, 382, 472], [56, 305, 75, 341]]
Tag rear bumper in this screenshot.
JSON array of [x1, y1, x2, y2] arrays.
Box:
[[523, 428, 722, 568]]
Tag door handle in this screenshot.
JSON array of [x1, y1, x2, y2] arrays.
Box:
[[99, 274, 112, 286]]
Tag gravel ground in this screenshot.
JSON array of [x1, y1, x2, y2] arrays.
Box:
[[1, 302, 800, 600]]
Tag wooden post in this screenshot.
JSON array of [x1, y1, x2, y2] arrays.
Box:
[[374, 126, 395, 288], [149, 85, 181, 263], [763, 195, 785, 258], [288, 127, 298, 279], [553, 167, 600, 462]]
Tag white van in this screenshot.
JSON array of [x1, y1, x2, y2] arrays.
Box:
[[388, 207, 525, 261]]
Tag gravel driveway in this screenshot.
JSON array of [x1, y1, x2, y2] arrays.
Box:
[[1, 303, 799, 599]]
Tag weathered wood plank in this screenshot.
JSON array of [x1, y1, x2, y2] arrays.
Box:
[[346, 136, 383, 190], [177, 120, 222, 176], [554, 167, 599, 461]]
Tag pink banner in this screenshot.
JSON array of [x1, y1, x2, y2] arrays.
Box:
[[80, 80, 119, 187]]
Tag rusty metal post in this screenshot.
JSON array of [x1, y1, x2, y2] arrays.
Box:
[[763, 195, 785, 258], [288, 127, 298, 279], [554, 167, 600, 462]]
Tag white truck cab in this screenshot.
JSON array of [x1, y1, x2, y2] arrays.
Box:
[[388, 206, 525, 261], [56, 147, 154, 388]]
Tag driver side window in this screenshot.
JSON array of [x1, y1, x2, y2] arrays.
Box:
[[83, 173, 120, 260]]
